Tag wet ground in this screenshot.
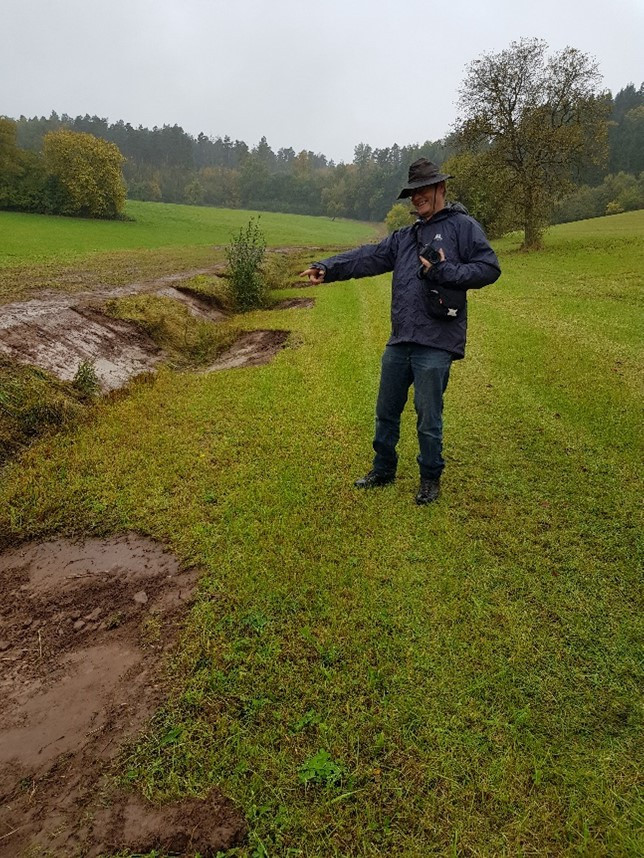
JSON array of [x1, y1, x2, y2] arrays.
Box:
[[0, 273, 313, 391], [205, 329, 291, 371], [0, 535, 247, 856], [0, 266, 317, 853]]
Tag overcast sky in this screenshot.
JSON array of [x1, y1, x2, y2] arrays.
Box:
[[2, 0, 642, 163]]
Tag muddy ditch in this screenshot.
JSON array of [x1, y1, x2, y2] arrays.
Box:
[[0, 276, 314, 392], [0, 269, 315, 469], [0, 534, 247, 857], [0, 279, 227, 393], [204, 328, 291, 371], [272, 296, 315, 310]]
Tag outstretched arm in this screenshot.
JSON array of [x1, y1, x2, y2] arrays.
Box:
[[300, 233, 399, 285], [300, 265, 327, 284]]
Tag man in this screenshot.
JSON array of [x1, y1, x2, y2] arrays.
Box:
[[301, 158, 501, 505]]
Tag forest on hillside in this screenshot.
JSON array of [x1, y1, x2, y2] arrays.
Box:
[[1, 82, 642, 227]]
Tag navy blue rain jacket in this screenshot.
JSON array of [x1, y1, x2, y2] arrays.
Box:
[[316, 203, 501, 359]]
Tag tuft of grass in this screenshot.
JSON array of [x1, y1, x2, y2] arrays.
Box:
[[262, 251, 294, 292], [104, 294, 240, 367], [0, 356, 87, 465], [178, 273, 234, 312]]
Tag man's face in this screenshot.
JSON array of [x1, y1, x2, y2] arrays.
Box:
[[410, 183, 445, 218]]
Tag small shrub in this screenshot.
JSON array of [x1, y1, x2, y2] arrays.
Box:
[[606, 200, 625, 215], [72, 359, 100, 398], [225, 218, 267, 310]]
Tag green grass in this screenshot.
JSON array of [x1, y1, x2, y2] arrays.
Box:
[[104, 292, 241, 367], [0, 201, 380, 305], [0, 356, 88, 465], [0, 200, 378, 268], [0, 211, 642, 856]]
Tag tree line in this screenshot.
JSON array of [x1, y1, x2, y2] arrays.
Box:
[[0, 44, 641, 244], [3, 112, 451, 220]]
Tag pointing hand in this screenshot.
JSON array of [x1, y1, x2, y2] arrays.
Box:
[[300, 267, 326, 284]]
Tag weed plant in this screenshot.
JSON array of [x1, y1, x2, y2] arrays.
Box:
[[225, 218, 267, 311], [72, 359, 100, 399]]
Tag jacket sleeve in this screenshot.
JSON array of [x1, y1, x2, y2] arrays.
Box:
[[425, 218, 500, 290], [316, 232, 399, 283]]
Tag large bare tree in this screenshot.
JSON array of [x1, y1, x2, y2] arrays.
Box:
[[454, 38, 609, 249]]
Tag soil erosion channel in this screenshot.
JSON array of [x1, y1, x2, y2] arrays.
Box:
[[0, 534, 247, 856], [0, 269, 311, 390]]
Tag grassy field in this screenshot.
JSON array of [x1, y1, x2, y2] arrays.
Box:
[[0, 200, 378, 268], [0, 200, 380, 304], [1, 211, 642, 855]]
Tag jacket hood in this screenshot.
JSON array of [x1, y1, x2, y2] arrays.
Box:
[[415, 201, 469, 224]]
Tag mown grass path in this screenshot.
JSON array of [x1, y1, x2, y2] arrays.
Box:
[[1, 212, 642, 856]]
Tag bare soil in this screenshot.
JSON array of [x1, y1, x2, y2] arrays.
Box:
[[0, 270, 312, 391], [204, 329, 291, 371], [0, 300, 164, 392], [272, 297, 315, 310], [0, 534, 246, 856]]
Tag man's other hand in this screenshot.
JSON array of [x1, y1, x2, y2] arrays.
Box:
[[300, 267, 326, 284], [419, 248, 446, 271]]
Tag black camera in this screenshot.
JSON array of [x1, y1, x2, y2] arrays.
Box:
[[417, 243, 442, 278], [419, 243, 442, 266]]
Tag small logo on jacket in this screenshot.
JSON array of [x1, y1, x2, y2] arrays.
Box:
[[434, 233, 443, 240]]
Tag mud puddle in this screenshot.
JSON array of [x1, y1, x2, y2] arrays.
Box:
[[0, 534, 246, 856], [204, 329, 290, 371]]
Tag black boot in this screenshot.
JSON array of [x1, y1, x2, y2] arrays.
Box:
[[354, 469, 396, 489], [415, 477, 440, 505]]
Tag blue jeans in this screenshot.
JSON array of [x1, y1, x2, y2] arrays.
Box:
[[372, 343, 453, 480]]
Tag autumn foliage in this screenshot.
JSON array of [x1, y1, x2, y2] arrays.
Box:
[[43, 130, 126, 218], [0, 121, 126, 219]]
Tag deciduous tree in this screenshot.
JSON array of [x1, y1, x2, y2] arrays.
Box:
[[43, 129, 126, 218], [454, 38, 609, 248], [384, 202, 413, 233]]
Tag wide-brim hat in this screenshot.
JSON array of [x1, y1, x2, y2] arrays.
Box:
[[397, 158, 453, 198]]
